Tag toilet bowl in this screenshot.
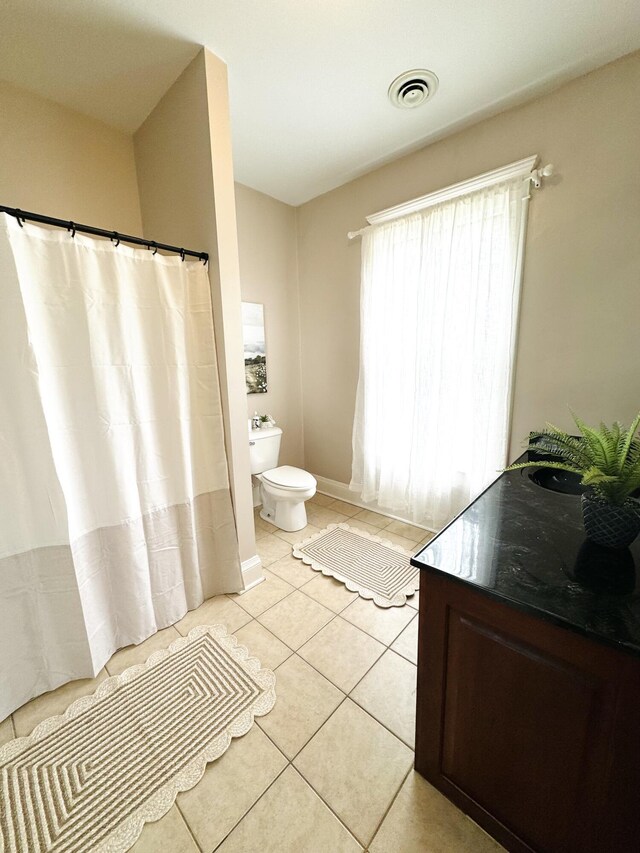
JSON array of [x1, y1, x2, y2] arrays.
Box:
[[258, 465, 317, 532], [248, 426, 316, 532]]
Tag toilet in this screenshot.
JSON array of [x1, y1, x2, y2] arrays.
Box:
[[249, 426, 317, 532]]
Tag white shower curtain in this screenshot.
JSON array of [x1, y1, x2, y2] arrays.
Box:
[[351, 177, 527, 530], [0, 214, 242, 719]]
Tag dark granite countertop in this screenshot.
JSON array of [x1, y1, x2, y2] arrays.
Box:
[[410, 451, 640, 658]]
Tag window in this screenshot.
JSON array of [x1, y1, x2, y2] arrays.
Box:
[[350, 159, 534, 529]]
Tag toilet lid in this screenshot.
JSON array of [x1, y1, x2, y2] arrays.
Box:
[[262, 465, 316, 490]]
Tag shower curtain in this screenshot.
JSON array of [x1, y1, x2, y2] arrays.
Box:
[[0, 213, 242, 719]]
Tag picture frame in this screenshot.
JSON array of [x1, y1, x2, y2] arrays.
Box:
[[242, 302, 268, 394]]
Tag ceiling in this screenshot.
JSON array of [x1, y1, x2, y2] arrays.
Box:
[[0, 1, 638, 206]]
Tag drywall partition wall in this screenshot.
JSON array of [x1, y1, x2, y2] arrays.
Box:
[[296, 50, 640, 487], [0, 80, 142, 233], [235, 183, 304, 467], [134, 48, 259, 584]]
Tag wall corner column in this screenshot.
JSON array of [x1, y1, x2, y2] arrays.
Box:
[[201, 49, 259, 577], [133, 47, 261, 589]]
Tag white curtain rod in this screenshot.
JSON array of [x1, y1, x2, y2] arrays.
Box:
[[347, 156, 554, 240]]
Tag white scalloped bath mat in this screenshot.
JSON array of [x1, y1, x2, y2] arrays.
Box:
[[293, 523, 419, 608], [0, 625, 276, 853]]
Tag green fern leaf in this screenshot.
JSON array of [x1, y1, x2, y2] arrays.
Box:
[[581, 466, 617, 486], [618, 411, 640, 472], [529, 427, 591, 467], [571, 413, 614, 472]]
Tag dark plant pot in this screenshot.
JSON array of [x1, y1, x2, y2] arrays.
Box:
[[573, 540, 636, 595], [581, 494, 640, 549]]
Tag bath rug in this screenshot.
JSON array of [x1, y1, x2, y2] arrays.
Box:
[[293, 523, 419, 607], [0, 625, 276, 853]]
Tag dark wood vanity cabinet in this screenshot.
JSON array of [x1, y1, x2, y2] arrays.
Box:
[[414, 571, 640, 853]]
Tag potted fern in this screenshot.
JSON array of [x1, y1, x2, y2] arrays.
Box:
[[506, 411, 640, 549]]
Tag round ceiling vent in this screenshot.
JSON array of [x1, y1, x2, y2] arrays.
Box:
[[388, 69, 439, 109]]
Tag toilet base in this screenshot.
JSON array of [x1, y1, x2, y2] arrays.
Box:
[[260, 491, 310, 532], [260, 502, 308, 533]]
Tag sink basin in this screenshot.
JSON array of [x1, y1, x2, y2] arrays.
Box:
[[524, 467, 585, 496], [523, 464, 640, 499]]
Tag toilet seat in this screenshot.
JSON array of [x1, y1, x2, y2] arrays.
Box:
[[261, 465, 316, 491]]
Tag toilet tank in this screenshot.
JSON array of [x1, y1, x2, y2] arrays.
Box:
[[249, 426, 282, 474]]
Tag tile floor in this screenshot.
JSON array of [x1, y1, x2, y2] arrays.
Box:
[[1, 494, 504, 852]]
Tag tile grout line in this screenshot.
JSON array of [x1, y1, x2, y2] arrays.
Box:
[[254, 600, 415, 753], [342, 649, 415, 742], [256, 586, 391, 692], [284, 694, 373, 848], [252, 620, 416, 773], [367, 764, 415, 848], [338, 604, 418, 650], [210, 762, 290, 852], [182, 671, 405, 852], [263, 566, 419, 749], [283, 763, 365, 851], [233, 587, 354, 695], [294, 583, 416, 656], [210, 741, 365, 853], [231, 574, 299, 618], [207, 674, 390, 853], [346, 654, 416, 750], [262, 642, 416, 844], [242, 559, 417, 699], [288, 691, 410, 850], [174, 800, 204, 853], [323, 503, 430, 540], [233, 619, 296, 671], [280, 499, 427, 538], [264, 692, 349, 763], [384, 616, 418, 665], [249, 563, 344, 626], [258, 637, 416, 755]]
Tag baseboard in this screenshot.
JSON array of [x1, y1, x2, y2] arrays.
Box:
[[311, 474, 436, 534], [240, 554, 264, 592]]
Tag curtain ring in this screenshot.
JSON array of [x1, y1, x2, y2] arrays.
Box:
[[111, 231, 120, 247], [149, 241, 158, 256], [202, 254, 207, 266], [180, 248, 186, 262], [68, 221, 76, 238], [15, 209, 24, 227]]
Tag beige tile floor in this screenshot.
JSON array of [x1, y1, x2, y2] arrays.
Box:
[[1, 494, 504, 853]]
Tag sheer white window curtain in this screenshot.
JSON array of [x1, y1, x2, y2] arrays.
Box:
[[351, 173, 529, 530]]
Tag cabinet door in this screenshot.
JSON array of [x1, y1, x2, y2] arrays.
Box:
[[415, 574, 631, 853]]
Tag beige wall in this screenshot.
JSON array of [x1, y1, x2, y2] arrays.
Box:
[[0, 80, 141, 233], [235, 183, 304, 467], [3, 49, 638, 531], [296, 51, 640, 484], [134, 49, 258, 574]]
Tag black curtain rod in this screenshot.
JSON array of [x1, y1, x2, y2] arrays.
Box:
[[0, 205, 208, 264]]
